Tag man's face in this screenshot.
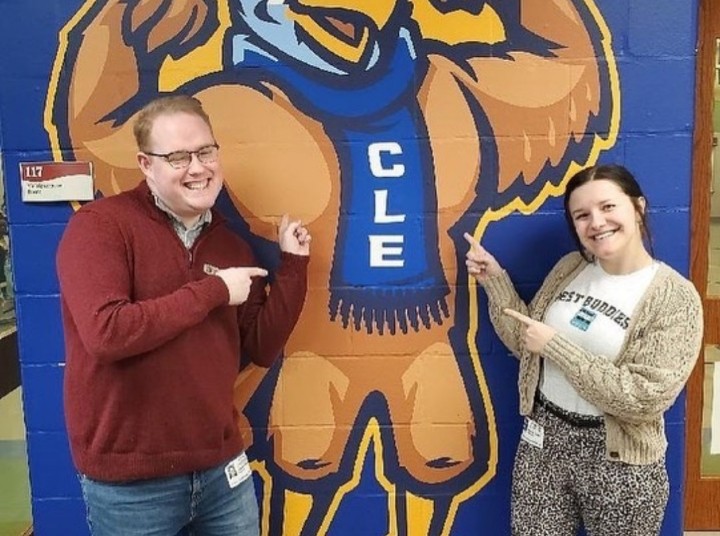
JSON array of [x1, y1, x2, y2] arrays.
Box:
[[137, 112, 223, 225]]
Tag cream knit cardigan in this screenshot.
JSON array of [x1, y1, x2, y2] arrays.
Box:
[[481, 251, 703, 465]]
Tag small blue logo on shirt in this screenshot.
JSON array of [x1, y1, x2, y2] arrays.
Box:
[[570, 307, 596, 331]]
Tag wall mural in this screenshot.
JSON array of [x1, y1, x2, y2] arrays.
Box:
[[47, 0, 618, 534]]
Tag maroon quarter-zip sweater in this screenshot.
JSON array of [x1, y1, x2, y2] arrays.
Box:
[[56, 181, 308, 481]]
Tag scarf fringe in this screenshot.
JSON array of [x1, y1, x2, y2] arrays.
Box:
[[329, 287, 450, 335]]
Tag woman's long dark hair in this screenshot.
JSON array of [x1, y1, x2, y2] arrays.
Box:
[[563, 164, 653, 262]]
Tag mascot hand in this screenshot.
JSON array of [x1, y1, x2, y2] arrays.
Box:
[[125, 0, 218, 56]]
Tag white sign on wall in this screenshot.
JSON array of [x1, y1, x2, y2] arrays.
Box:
[[19, 161, 94, 202]]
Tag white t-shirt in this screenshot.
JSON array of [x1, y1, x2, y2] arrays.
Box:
[[540, 261, 658, 415]]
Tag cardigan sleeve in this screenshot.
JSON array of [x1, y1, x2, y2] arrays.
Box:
[[480, 271, 529, 359], [56, 209, 229, 363], [481, 253, 582, 360], [540, 273, 703, 423]]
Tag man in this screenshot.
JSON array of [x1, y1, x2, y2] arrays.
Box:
[[56, 95, 310, 535]]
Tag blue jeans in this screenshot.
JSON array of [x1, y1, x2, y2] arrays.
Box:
[[79, 457, 259, 536]]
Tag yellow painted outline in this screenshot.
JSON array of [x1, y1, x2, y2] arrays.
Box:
[[43, 0, 620, 533], [459, 6, 620, 530], [317, 420, 398, 535], [44, 1, 232, 213], [44, 0, 101, 212], [44, 1, 232, 159], [45, 0, 95, 161], [469, 0, 620, 243], [287, 3, 621, 534], [250, 460, 274, 535]]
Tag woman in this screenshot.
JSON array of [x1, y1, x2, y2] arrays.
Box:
[[464, 164, 702, 535]]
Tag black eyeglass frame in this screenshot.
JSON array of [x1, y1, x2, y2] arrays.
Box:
[[144, 143, 220, 169]]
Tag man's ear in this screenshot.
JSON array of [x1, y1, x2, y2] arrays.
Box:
[[137, 152, 151, 175]]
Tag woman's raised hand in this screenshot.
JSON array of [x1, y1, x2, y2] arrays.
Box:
[[464, 232, 503, 281]]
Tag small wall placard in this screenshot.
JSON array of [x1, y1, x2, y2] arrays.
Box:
[[19, 161, 94, 202]]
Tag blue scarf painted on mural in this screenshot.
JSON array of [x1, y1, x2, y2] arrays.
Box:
[[232, 30, 449, 335]]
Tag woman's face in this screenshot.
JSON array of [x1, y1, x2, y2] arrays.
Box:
[[567, 179, 647, 269]]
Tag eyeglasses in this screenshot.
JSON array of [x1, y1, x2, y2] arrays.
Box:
[[145, 144, 220, 169]]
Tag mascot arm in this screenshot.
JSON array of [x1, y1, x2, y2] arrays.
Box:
[[55, 0, 217, 194], [196, 83, 338, 243], [418, 0, 613, 209]]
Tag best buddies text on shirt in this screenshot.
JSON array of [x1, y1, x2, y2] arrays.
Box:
[[557, 290, 630, 330]]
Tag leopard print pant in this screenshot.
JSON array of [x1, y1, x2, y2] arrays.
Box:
[[511, 401, 669, 536]]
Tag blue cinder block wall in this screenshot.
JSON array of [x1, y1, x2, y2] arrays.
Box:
[[0, 0, 700, 534]]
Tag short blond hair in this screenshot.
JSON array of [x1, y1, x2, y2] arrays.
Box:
[[133, 95, 214, 152]]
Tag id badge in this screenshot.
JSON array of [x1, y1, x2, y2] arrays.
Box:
[[521, 418, 544, 449], [225, 452, 252, 488]]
